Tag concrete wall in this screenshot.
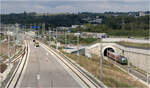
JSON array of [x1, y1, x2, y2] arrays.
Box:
[[102, 38, 150, 44], [114, 44, 150, 73], [86, 43, 150, 73]]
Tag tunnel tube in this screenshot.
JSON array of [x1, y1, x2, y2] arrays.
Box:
[[102, 46, 116, 57]]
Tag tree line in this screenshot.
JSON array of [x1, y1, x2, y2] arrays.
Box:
[[0, 12, 149, 36]]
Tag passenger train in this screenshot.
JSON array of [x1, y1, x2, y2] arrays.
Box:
[[107, 51, 128, 65]]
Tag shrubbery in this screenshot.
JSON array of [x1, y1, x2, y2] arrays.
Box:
[[70, 24, 149, 37], [0, 63, 7, 73]]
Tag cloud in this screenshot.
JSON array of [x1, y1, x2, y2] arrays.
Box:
[[0, 1, 149, 14], [1, 0, 149, 1]]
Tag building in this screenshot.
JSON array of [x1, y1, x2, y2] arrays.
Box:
[[74, 33, 81, 36], [71, 25, 79, 28], [63, 45, 87, 56], [88, 18, 102, 24], [0, 32, 4, 36], [81, 32, 107, 39], [139, 11, 150, 16]]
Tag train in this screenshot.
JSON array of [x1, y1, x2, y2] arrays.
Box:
[[107, 51, 128, 65]]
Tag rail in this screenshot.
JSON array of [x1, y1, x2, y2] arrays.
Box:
[[5, 40, 29, 88]]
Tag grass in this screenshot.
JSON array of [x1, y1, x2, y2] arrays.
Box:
[[0, 35, 14, 41], [79, 38, 99, 45], [60, 50, 147, 88], [37, 37, 147, 88], [0, 41, 22, 61], [130, 64, 149, 75], [0, 35, 7, 40], [0, 54, 8, 61], [118, 41, 150, 49], [47, 34, 99, 45], [11, 46, 23, 59], [0, 63, 7, 73]]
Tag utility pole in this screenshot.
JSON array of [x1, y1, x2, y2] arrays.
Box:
[[100, 42, 103, 81], [7, 26, 10, 66], [36, 23, 39, 38], [146, 56, 149, 85], [24, 24, 26, 40], [76, 32, 80, 62], [15, 23, 19, 47], [56, 28, 58, 49], [67, 29, 71, 46], [12, 25, 16, 52], [14, 25, 17, 51], [127, 49, 130, 73], [48, 27, 51, 46], [65, 29, 67, 48], [42, 23, 45, 39], [77, 33, 79, 56], [122, 16, 125, 30], [147, 71, 149, 85]]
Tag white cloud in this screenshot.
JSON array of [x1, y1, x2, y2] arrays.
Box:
[[1, 0, 149, 2], [0, 1, 149, 14]]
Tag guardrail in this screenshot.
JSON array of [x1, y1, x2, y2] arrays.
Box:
[[39, 41, 107, 88], [52, 47, 107, 88]]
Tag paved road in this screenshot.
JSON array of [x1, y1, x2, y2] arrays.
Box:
[[18, 41, 82, 88]]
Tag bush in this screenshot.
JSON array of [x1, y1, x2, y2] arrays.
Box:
[[0, 63, 7, 73]]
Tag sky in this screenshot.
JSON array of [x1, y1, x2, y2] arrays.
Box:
[[0, 0, 149, 14]]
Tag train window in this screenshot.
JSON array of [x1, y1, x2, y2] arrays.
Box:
[[122, 58, 126, 61]]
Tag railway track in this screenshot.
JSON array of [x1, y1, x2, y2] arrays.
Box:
[[104, 56, 150, 86], [5, 40, 29, 88], [11, 47, 26, 63], [40, 42, 106, 88]]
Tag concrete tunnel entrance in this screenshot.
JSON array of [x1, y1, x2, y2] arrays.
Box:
[[103, 48, 115, 56]]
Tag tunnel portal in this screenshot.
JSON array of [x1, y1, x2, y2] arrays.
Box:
[[103, 48, 115, 56]]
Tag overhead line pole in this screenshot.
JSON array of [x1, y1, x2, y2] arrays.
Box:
[[48, 27, 51, 46], [100, 42, 103, 81], [56, 28, 58, 49], [76, 32, 80, 63], [77, 34, 79, 56], [12, 25, 16, 53], [8, 25, 10, 66], [16, 23, 19, 49], [65, 29, 67, 48]]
